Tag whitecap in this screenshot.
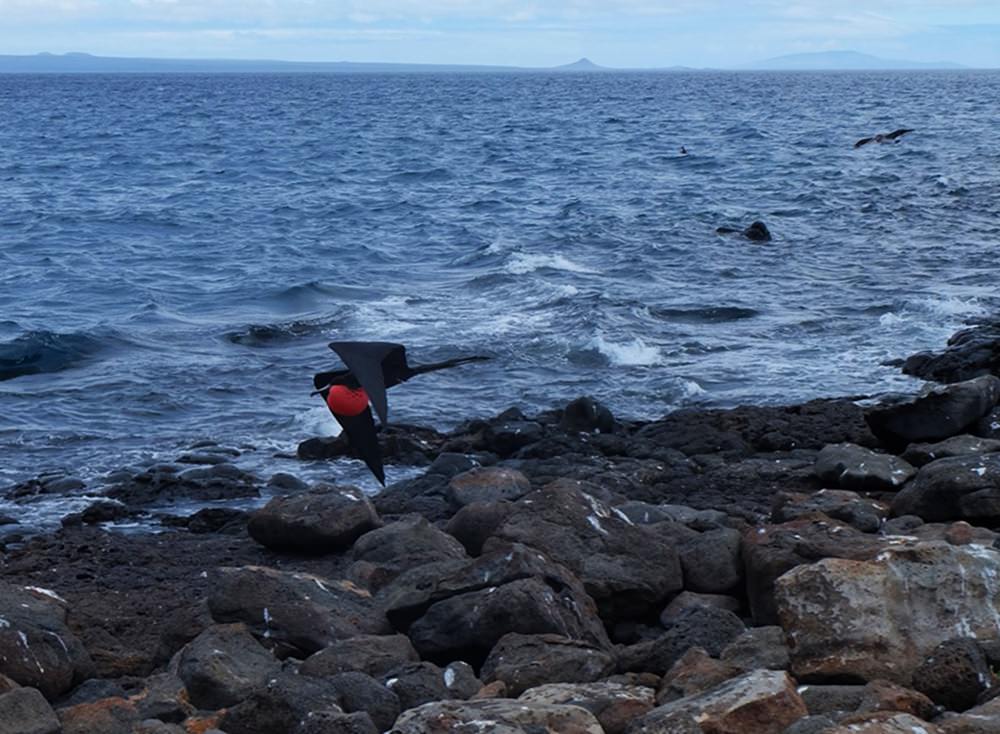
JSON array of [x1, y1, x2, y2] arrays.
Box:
[[504, 253, 598, 275], [295, 406, 342, 438], [587, 334, 663, 367]]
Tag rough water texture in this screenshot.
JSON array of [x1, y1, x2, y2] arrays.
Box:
[[1, 70, 999, 495]]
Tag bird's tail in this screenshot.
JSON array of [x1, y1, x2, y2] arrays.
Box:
[[410, 355, 491, 377]]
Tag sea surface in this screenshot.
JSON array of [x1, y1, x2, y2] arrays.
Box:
[[1, 70, 999, 508]]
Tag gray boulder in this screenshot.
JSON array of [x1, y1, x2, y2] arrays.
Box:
[[447, 466, 532, 507], [480, 633, 615, 696], [902, 434, 1000, 467], [350, 515, 467, 591], [174, 624, 279, 710], [0, 687, 61, 734], [677, 527, 743, 594], [247, 484, 379, 552], [814, 443, 916, 491], [891, 453, 1000, 522], [299, 634, 419, 679], [618, 606, 746, 676]]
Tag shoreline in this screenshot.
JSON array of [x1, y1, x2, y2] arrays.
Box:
[[2, 322, 1000, 732]]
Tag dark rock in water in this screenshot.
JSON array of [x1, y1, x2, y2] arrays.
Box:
[[175, 624, 279, 710], [865, 375, 1000, 449], [813, 443, 916, 491], [219, 669, 344, 734], [300, 634, 419, 679], [349, 514, 467, 591], [247, 484, 380, 553], [618, 606, 746, 676], [483, 481, 683, 618], [772, 489, 887, 533], [890, 453, 1000, 523], [207, 566, 390, 658], [480, 633, 615, 696], [0, 687, 61, 734], [560, 396, 615, 433], [80, 499, 130, 524], [911, 637, 992, 712], [267, 472, 308, 491], [297, 424, 444, 465], [0, 582, 94, 699], [902, 434, 1000, 467], [716, 220, 772, 242], [902, 319, 1000, 384], [186, 507, 248, 534], [105, 461, 259, 507]]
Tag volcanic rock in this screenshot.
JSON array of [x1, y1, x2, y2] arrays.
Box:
[[479, 633, 615, 696], [247, 484, 379, 553]]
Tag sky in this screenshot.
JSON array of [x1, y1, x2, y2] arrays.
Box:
[[1, 0, 998, 68]]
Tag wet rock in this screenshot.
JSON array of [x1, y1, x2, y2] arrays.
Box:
[[479, 633, 615, 696], [79, 499, 130, 524], [911, 637, 993, 712], [865, 376, 1000, 449], [902, 435, 1000, 467], [776, 540, 1000, 683], [560, 396, 615, 434], [299, 634, 419, 679], [677, 526, 743, 594], [174, 624, 279, 710], [627, 669, 808, 734], [447, 466, 531, 507], [519, 681, 655, 734], [0, 686, 61, 734], [106, 462, 259, 507], [218, 670, 344, 734], [0, 582, 94, 699], [392, 699, 605, 734], [57, 697, 140, 734], [742, 518, 884, 625], [901, 319, 1000, 384], [444, 500, 514, 555], [772, 490, 888, 533], [618, 606, 746, 676], [267, 472, 308, 492], [380, 543, 609, 663], [350, 515, 467, 591], [890, 453, 1000, 523], [656, 647, 744, 704], [814, 444, 916, 492], [484, 482, 683, 618], [720, 626, 790, 671], [207, 566, 389, 657], [247, 484, 379, 553]]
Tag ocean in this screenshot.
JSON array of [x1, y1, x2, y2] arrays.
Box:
[[1, 70, 999, 498]]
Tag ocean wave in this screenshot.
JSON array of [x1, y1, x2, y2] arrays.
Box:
[[0, 330, 108, 381], [504, 253, 598, 275], [225, 317, 341, 347], [585, 334, 664, 367]]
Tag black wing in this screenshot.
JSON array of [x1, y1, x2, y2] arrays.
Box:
[[886, 128, 914, 140], [854, 136, 874, 148], [330, 402, 385, 485], [328, 341, 407, 426]]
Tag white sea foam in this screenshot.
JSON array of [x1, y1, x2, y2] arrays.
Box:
[[914, 295, 987, 319], [588, 334, 664, 366], [504, 253, 597, 275], [679, 379, 706, 398], [295, 406, 342, 438], [879, 312, 907, 327]]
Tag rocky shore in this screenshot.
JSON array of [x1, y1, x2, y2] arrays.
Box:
[[4, 323, 1000, 733]]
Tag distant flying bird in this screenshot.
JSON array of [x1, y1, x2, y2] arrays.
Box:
[[854, 128, 914, 148], [312, 342, 489, 484]]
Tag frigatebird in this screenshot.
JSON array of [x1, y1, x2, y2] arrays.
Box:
[[313, 341, 489, 484]]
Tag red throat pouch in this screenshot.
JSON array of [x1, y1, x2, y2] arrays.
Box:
[[326, 385, 369, 416]]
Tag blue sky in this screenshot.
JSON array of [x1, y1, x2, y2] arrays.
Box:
[[1, 0, 998, 68]]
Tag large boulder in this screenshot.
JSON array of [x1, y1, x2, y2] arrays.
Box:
[[902, 435, 1000, 467], [380, 543, 610, 663], [299, 634, 419, 679], [0, 686, 61, 734], [814, 444, 916, 492], [484, 481, 683, 617], [776, 540, 1000, 683], [392, 699, 605, 734], [447, 467, 532, 507], [207, 566, 390, 657], [618, 606, 746, 676], [890, 453, 1000, 523], [902, 319, 1000, 384], [381, 661, 478, 711], [350, 515, 467, 591], [520, 681, 655, 734], [911, 637, 993, 712], [0, 583, 94, 699], [247, 485, 379, 552], [626, 670, 808, 734], [865, 376, 1000, 449], [174, 624, 279, 710], [742, 518, 884, 625], [676, 527, 743, 594], [772, 490, 888, 533], [480, 633, 615, 696], [57, 697, 140, 734], [218, 670, 345, 734]]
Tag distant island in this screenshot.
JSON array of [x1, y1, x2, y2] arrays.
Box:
[[0, 50, 973, 74], [745, 50, 966, 71]]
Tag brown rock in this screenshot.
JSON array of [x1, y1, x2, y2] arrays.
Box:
[[520, 681, 656, 734]]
